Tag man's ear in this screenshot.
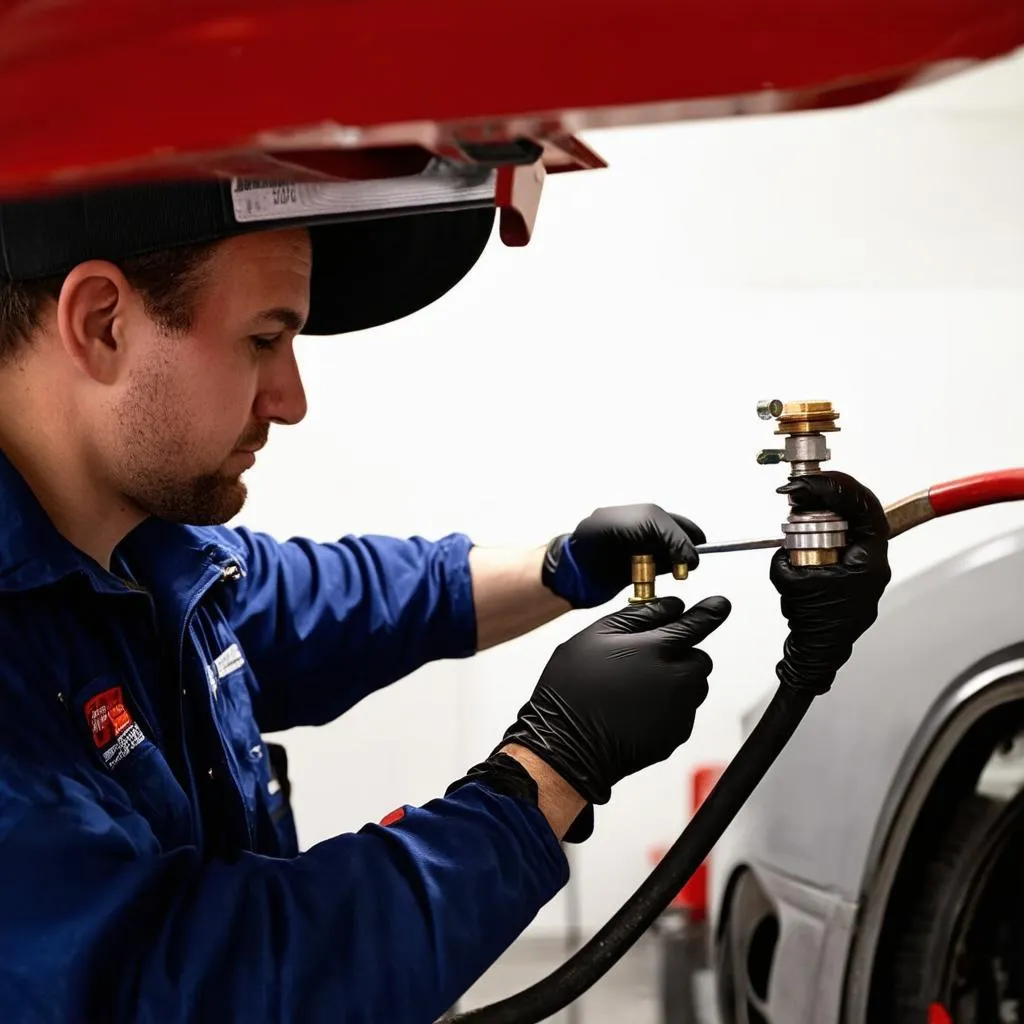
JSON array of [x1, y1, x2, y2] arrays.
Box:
[[55, 261, 136, 384]]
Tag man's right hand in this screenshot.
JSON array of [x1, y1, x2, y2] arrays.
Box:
[[498, 595, 731, 839]]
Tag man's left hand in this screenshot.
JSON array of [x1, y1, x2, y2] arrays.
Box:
[[541, 504, 706, 609], [770, 471, 891, 695]]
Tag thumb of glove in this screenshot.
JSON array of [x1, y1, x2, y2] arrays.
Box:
[[595, 596, 688, 636]]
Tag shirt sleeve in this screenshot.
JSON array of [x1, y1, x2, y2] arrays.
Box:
[[0, 748, 568, 1024], [221, 527, 478, 731]]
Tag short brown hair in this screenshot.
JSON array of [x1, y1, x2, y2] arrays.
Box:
[[0, 242, 218, 364]]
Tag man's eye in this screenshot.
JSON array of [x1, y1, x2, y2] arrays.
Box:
[[251, 335, 280, 352]]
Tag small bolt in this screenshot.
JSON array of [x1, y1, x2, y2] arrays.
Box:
[[757, 399, 784, 421], [757, 449, 786, 465]]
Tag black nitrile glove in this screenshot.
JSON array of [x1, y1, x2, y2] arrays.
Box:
[[771, 471, 892, 695], [542, 504, 707, 608], [498, 595, 731, 840]]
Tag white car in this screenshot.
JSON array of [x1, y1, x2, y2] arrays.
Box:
[[708, 524, 1024, 1023]]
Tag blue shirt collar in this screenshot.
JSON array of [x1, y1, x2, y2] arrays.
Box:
[[0, 449, 246, 594]]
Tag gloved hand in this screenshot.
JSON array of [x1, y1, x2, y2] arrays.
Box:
[[497, 595, 731, 840], [541, 503, 706, 608], [771, 471, 892, 695]]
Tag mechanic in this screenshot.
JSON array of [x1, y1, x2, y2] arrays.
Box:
[[0, 180, 891, 1023]]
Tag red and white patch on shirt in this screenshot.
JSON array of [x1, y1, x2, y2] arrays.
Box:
[[84, 687, 145, 769]]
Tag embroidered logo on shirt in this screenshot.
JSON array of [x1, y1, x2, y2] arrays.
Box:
[[84, 686, 146, 769], [213, 643, 246, 679]]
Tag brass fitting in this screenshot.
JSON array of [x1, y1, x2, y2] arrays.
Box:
[[629, 555, 690, 602], [629, 554, 656, 603], [773, 400, 840, 438], [790, 549, 840, 567]]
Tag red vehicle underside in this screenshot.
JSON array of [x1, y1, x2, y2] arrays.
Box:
[[1, 0, 1021, 242]]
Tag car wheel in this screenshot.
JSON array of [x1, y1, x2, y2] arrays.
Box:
[[874, 790, 1024, 1023], [715, 869, 780, 1024]]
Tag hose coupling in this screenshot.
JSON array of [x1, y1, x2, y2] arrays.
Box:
[[781, 511, 848, 566], [759, 399, 846, 566]]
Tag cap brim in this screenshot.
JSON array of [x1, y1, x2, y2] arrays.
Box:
[[0, 178, 497, 338], [304, 207, 496, 336]]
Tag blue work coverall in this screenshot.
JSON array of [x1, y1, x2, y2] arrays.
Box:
[[0, 452, 568, 1023]]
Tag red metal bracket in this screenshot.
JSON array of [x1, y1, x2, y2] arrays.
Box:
[[495, 162, 547, 247]]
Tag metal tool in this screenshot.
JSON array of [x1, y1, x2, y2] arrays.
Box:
[[628, 399, 845, 601], [696, 537, 783, 555], [762, 399, 848, 567]]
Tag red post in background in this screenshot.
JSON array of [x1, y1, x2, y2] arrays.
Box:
[[648, 762, 726, 920], [648, 762, 727, 1024], [676, 765, 725, 921]]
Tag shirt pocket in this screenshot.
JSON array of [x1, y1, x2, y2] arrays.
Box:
[[70, 675, 195, 850]]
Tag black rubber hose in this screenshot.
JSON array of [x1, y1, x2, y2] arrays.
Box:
[[443, 683, 814, 1024]]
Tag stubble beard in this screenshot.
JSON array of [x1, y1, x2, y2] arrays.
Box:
[[114, 359, 251, 527]]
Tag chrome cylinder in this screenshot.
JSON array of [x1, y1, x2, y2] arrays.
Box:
[[781, 511, 847, 566]]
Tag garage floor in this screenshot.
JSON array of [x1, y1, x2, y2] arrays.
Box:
[[456, 935, 719, 1023]]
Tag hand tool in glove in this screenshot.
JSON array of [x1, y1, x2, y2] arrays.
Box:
[[771, 471, 892, 695], [542, 504, 706, 608]]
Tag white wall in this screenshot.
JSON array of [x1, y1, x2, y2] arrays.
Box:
[[240, 51, 1024, 939]]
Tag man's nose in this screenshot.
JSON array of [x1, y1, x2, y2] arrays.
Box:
[[254, 347, 308, 426]]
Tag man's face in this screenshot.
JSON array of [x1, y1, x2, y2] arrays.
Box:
[[106, 228, 311, 525]]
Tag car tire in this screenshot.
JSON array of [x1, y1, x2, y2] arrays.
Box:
[[878, 790, 1024, 1022]]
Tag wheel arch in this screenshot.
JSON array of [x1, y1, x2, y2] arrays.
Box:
[[841, 642, 1024, 1023]]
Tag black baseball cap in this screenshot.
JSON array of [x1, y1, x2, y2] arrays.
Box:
[[0, 162, 498, 336]]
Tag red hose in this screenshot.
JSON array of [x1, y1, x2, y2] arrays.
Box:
[[928, 468, 1024, 516], [885, 469, 1024, 539]]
